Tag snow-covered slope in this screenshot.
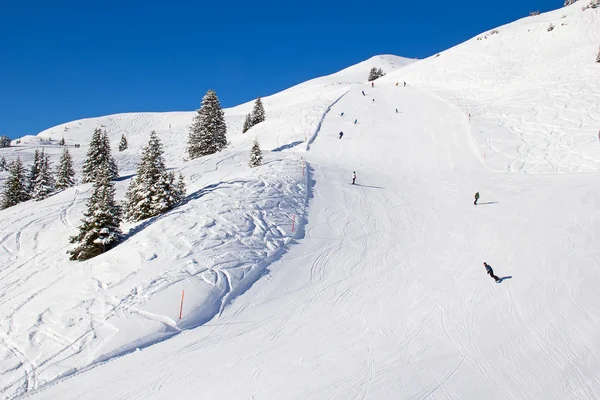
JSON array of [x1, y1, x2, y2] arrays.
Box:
[[391, 4, 600, 173], [0, 56, 413, 399], [3, 4, 600, 399]]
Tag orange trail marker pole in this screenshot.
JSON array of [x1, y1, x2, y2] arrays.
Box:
[[179, 290, 185, 319]]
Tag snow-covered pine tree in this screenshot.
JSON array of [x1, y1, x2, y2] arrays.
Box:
[[250, 97, 266, 126], [118, 134, 128, 152], [68, 169, 122, 261], [59, 137, 65, 146], [56, 148, 76, 190], [0, 135, 10, 148], [368, 67, 378, 81], [82, 128, 118, 183], [177, 173, 186, 199], [1, 157, 28, 209], [32, 151, 55, 200], [377, 68, 385, 78], [26, 149, 42, 198], [124, 131, 184, 221], [249, 138, 263, 168], [187, 90, 227, 159], [0, 156, 6, 171], [242, 113, 252, 133]]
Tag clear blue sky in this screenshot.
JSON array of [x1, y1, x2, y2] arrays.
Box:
[[1, 0, 558, 139]]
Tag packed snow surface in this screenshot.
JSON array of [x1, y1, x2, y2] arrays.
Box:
[[1, 5, 600, 399]]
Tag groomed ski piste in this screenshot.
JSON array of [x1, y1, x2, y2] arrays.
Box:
[[0, 3, 599, 399]]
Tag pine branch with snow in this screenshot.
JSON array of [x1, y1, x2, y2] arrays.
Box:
[[0, 156, 6, 171], [187, 90, 227, 159], [26, 149, 42, 199], [249, 138, 263, 168], [118, 134, 128, 152], [124, 131, 185, 222], [82, 128, 119, 183], [1, 157, 29, 209], [251, 97, 266, 127], [68, 169, 122, 261], [56, 148, 76, 190], [242, 113, 252, 133], [0, 135, 11, 148], [32, 151, 55, 201]]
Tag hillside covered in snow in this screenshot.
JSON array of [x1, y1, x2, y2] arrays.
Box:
[[1, 3, 600, 399]]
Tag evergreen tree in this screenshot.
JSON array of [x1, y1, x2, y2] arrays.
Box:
[[1, 157, 28, 209], [56, 148, 76, 190], [187, 90, 227, 159], [118, 134, 128, 152], [177, 173, 186, 199], [124, 131, 185, 222], [82, 128, 118, 183], [0, 156, 6, 171], [368, 67, 385, 81], [250, 97, 266, 126], [0, 135, 10, 148], [59, 137, 66, 146], [249, 138, 263, 168], [68, 169, 122, 261], [242, 113, 252, 133], [32, 152, 55, 200], [26, 149, 42, 198]]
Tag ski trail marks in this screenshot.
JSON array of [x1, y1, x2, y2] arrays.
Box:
[[59, 188, 79, 228]]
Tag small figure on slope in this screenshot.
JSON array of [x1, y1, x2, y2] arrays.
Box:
[[483, 262, 500, 282], [396, 82, 399, 87], [340, 112, 344, 117], [352, 171, 356, 185], [354, 119, 357, 124], [474, 191, 480, 205], [396, 108, 399, 113], [371, 82, 374, 88], [339, 131, 344, 139], [404, 82, 407, 87], [362, 91, 365, 96]]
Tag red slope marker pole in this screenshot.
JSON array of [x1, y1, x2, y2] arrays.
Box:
[[179, 290, 185, 319]]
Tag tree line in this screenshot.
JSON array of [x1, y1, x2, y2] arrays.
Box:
[[0, 89, 267, 261]]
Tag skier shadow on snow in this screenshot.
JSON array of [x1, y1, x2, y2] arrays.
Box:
[[497, 276, 512, 283], [477, 201, 499, 205], [272, 141, 304, 152], [353, 183, 384, 190]]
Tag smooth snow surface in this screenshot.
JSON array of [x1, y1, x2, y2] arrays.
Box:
[[1, 6, 600, 399]]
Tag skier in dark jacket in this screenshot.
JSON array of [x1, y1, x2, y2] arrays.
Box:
[[362, 90, 365, 96], [483, 262, 500, 282], [339, 131, 344, 139], [474, 192, 480, 205]]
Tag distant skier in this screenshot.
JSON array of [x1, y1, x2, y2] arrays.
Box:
[[352, 171, 356, 185], [371, 82, 374, 88], [395, 108, 399, 113], [339, 131, 344, 139], [474, 191, 480, 205], [362, 90, 365, 96], [340, 112, 344, 117], [483, 262, 500, 282], [404, 82, 407, 87], [372, 99, 375, 103], [354, 119, 357, 124], [396, 82, 399, 87]]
